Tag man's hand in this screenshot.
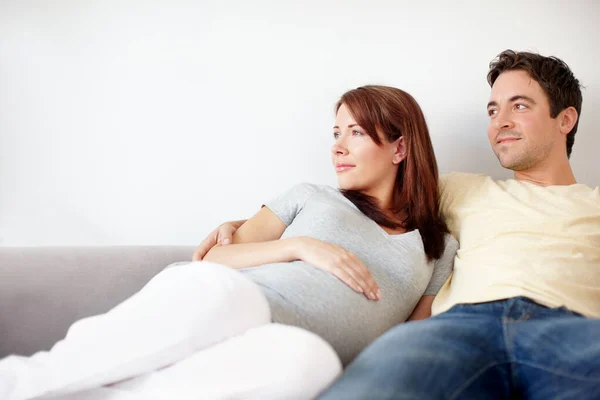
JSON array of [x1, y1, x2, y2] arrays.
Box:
[[192, 220, 246, 261]]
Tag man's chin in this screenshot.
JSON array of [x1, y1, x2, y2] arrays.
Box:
[[498, 156, 530, 171]]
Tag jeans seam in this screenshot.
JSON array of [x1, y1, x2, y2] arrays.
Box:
[[516, 360, 600, 383], [502, 298, 522, 393], [449, 361, 510, 400], [502, 321, 519, 392]]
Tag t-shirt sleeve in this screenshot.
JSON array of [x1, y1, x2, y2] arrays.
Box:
[[439, 172, 488, 216], [424, 234, 458, 295], [263, 183, 320, 226], [439, 173, 459, 217]]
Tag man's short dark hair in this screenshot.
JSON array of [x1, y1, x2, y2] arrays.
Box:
[[487, 50, 583, 158]]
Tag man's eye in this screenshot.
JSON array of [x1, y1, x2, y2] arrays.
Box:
[[488, 109, 497, 117], [515, 104, 527, 110]]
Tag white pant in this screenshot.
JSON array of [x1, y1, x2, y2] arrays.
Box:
[[0, 262, 342, 400]]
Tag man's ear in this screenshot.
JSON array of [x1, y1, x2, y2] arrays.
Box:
[[559, 106, 578, 135], [392, 136, 407, 165]]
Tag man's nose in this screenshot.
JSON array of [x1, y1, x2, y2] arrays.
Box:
[[494, 108, 515, 131]]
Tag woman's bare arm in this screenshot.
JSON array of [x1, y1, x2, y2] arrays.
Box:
[[203, 207, 299, 269], [192, 219, 247, 261], [407, 295, 435, 321]]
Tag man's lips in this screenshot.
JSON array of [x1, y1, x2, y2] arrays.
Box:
[[497, 137, 521, 144], [335, 164, 356, 172]]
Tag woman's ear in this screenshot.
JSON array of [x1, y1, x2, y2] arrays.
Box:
[[392, 136, 407, 165]]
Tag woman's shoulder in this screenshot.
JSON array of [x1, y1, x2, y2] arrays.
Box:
[[270, 183, 340, 208], [438, 233, 459, 262], [288, 182, 339, 196], [443, 232, 459, 248]]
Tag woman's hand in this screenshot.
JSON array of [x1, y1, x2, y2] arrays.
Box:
[[192, 220, 246, 261], [295, 237, 380, 301]]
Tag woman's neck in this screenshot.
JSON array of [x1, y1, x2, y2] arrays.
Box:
[[361, 183, 405, 224], [362, 178, 396, 210]]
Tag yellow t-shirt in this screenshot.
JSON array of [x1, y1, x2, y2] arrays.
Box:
[[431, 173, 600, 318]]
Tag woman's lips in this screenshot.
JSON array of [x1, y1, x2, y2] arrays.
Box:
[[335, 164, 356, 172]]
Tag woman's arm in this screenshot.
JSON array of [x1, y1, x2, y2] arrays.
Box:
[[407, 295, 435, 321], [203, 207, 299, 269], [409, 235, 457, 320], [192, 219, 247, 261], [203, 206, 380, 299]]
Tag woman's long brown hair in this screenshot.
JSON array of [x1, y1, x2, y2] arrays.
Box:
[[337, 85, 448, 261]]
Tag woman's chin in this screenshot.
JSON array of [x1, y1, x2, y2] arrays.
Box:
[[337, 180, 358, 191]]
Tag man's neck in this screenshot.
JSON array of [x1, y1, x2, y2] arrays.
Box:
[[513, 157, 577, 187]]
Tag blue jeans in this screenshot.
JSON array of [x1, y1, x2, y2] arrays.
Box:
[[318, 297, 600, 399]]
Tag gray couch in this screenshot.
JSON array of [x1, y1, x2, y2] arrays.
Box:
[[0, 246, 195, 359]]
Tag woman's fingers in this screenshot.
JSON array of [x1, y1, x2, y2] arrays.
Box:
[[330, 253, 379, 300], [341, 254, 379, 300], [329, 265, 365, 295], [348, 255, 380, 299]]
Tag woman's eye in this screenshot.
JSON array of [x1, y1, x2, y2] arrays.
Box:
[[333, 132, 340, 139], [352, 130, 364, 136]]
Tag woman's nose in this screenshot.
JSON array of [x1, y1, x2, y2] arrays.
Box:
[[332, 134, 349, 155], [331, 142, 348, 155]]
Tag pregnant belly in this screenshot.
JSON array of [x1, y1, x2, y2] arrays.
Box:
[[240, 262, 409, 365]]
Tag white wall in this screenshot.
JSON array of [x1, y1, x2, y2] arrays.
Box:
[[1, 0, 599, 246]]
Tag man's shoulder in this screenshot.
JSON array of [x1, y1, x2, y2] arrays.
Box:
[[438, 173, 496, 215], [440, 172, 491, 192]]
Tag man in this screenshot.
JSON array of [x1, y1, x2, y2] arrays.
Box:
[[195, 50, 600, 398]]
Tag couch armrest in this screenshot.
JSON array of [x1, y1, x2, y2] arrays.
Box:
[[0, 246, 195, 358]]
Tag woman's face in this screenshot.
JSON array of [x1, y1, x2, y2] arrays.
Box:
[[332, 103, 402, 192]]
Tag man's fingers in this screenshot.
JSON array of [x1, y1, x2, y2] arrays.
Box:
[[192, 248, 201, 261], [217, 225, 235, 245], [193, 222, 238, 261], [193, 231, 219, 260]]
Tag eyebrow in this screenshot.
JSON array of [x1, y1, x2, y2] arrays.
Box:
[[333, 124, 360, 129], [487, 95, 537, 109]]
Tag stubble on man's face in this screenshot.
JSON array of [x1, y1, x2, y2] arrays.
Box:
[[487, 70, 560, 172]]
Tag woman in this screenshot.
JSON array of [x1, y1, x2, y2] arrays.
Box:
[[0, 86, 457, 400]]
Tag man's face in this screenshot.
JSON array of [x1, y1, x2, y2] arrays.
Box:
[[487, 70, 563, 171]]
